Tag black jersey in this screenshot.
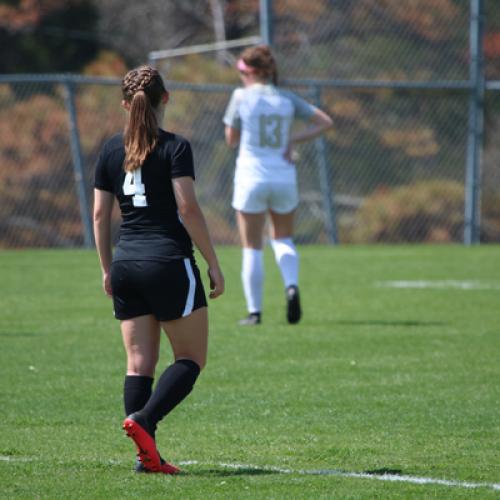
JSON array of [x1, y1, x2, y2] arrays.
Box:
[[94, 129, 194, 262]]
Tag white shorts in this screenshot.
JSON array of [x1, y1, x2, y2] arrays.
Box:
[[232, 181, 299, 214]]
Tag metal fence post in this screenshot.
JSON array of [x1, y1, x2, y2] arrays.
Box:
[[311, 86, 338, 244], [260, 0, 273, 46], [63, 79, 94, 248], [464, 0, 485, 245]]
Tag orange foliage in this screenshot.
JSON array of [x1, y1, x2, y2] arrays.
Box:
[[331, 98, 363, 120], [0, 0, 40, 30], [380, 127, 439, 157], [0, 94, 68, 179], [0, 84, 125, 247], [0, 0, 65, 31], [83, 51, 128, 77], [484, 33, 500, 59], [387, 0, 459, 42]]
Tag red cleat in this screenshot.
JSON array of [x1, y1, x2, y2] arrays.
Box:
[[123, 413, 161, 472], [135, 456, 181, 475], [160, 460, 181, 475]]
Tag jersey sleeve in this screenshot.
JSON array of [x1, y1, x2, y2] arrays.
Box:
[[223, 89, 242, 129], [170, 138, 195, 180], [94, 149, 114, 192], [286, 91, 318, 120]]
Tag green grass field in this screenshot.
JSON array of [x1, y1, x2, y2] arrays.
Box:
[[1, 245, 499, 499]]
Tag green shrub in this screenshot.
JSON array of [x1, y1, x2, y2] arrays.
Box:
[[481, 190, 500, 242], [348, 180, 465, 243]]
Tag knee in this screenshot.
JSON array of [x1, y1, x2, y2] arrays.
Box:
[[176, 354, 206, 371], [127, 365, 156, 377], [197, 356, 207, 371], [190, 355, 207, 372], [127, 352, 159, 377]]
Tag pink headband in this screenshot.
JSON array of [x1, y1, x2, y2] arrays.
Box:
[[237, 58, 254, 73]]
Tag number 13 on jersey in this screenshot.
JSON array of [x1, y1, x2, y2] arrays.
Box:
[[259, 114, 283, 148], [123, 167, 148, 207]]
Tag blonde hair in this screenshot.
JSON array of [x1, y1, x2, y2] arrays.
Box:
[[239, 45, 278, 85], [121, 66, 167, 172]]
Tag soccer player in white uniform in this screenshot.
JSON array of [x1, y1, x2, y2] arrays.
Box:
[[223, 45, 333, 325]]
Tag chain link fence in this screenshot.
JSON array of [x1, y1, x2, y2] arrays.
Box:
[[1, 0, 499, 248]]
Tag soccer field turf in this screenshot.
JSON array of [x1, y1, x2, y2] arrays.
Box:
[[0, 245, 499, 498]]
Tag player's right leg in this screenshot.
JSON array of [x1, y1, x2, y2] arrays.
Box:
[[161, 306, 208, 369], [137, 308, 208, 431]]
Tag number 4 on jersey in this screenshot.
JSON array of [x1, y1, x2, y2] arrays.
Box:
[[123, 167, 147, 207]]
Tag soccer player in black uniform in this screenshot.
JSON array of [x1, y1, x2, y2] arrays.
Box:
[[93, 66, 224, 474]]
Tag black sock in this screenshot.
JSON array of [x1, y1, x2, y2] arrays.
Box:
[[139, 359, 200, 429], [123, 375, 154, 416]]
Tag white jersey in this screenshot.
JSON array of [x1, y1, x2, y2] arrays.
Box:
[[223, 83, 317, 185]]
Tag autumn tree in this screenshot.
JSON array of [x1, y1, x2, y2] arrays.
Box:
[[0, 0, 99, 73], [97, 0, 249, 66]]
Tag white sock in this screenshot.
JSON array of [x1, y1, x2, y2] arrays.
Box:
[[242, 248, 264, 313], [270, 238, 299, 288]]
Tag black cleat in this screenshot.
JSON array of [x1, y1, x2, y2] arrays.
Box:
[[286, 285, 301, 324], [238, 312, 261, 325], [135, 456, 153, 473]]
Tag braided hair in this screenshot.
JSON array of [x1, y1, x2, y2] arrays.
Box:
[[121, 66, 167, 172]]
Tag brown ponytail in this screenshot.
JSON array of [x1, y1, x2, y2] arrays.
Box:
[[121, 66, 167, 172]]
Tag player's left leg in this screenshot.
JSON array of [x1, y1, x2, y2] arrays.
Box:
[[269, 210, 301, 324]]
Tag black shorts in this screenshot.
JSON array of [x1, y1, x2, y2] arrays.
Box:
[[110, 258, 207, 321]]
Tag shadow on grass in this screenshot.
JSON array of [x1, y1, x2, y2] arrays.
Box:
[[180, 466, 279, 477], [180, 465, 405, 478], [364, 468, 403, 476]]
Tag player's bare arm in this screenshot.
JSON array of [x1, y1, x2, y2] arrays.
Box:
[[93, 188, 114, 297], [172, 176, 225, 299]]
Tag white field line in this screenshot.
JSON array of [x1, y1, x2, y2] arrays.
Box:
[[375, 280, 500, 290], [0, 455, 33, 462], [2, 455, 498, 491], [179, 460, 500, 492]]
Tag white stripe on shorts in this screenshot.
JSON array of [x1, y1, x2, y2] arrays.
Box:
[[182, 258, 196, 317]]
